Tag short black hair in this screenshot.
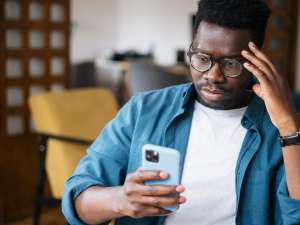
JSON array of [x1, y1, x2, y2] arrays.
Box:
[[193, 0, 271, 48]]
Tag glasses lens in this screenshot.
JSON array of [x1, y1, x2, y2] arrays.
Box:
[[191, 53, 211, 72], [221, 59, 243, 77]]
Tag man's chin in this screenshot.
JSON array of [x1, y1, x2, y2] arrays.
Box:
[[198, 98, 227, 110]]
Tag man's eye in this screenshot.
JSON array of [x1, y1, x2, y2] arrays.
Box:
[[197, 55, 209, 63], [225, 60, 239, 68]]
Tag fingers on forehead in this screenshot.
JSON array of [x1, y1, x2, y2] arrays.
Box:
[[249, 44, 277, 73]]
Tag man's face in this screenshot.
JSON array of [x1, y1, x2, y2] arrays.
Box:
[[190, 21, 253, 110]]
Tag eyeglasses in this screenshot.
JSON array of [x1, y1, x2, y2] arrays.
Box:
[[187, 48, 244, 78]]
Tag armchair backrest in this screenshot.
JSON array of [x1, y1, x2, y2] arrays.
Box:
[[29, 88, 118, 197]]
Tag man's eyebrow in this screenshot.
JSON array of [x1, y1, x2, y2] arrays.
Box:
[[191, 47, 242, 58]]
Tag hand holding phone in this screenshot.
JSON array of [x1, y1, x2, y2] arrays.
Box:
[[142, 144, 182, 212], [116, 169, 185, 219]]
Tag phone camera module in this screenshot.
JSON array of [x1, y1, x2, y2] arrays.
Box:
[[146, 150, 159, 163]]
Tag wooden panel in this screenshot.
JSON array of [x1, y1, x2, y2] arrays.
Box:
[[0, 1, 5, 140], [1, 0, 70, 222], [264, 0, 298, 90], [0, 4, 6, 223]]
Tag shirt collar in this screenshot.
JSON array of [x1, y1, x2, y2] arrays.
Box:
[[181, 83, 196, 109], [241, 94, 266, 130]]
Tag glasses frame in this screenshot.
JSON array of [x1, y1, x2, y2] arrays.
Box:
[[187, 45, 245, 78]]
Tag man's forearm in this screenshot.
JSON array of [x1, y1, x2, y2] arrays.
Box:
[[75, 186, 123, 225], [280, 119, 300, 200], [283, 144, 300, 200], [74, 170, 184, 224]]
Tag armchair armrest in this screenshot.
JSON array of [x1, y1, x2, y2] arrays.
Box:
[[33, 132, 92, 225], [35, 132, 93, 146]]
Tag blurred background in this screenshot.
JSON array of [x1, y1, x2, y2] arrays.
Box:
[[1, 0, 300, 224]]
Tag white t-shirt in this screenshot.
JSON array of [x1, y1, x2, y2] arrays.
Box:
[[165, 101, 247, 225]]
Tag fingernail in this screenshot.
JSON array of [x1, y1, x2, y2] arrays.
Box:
[[244, 62, 251, 67], [249, 42, 256, 48], [160, 172, 168, 178], [176, 185, 185, 192], [242, 50, 249, 55], [179, 196, 186, 203]]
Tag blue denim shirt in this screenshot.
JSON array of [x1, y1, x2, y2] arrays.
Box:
[[62, 83, 300, 225]]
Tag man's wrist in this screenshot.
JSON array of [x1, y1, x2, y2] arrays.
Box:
[[279, 117, 300, 147], [278, 118, 300, 136], [111, 186, 126, 218]]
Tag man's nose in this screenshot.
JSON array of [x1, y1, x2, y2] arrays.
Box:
[[204, 63, 226, 83]]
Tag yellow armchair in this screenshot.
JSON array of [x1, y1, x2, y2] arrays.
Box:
[[29, 88, 118, 225]]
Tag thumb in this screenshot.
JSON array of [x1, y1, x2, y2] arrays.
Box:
[[252, 84, 263, 99]]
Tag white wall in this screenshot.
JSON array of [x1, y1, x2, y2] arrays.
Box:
[[71, 0, 118, 63], [71, 0, 198, 65], [116, 0, 198, 65], [71, 1, 300, 84]]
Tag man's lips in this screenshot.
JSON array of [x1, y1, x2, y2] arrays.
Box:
[[200, 87, 228, 102], [202, 87, 226, 95]]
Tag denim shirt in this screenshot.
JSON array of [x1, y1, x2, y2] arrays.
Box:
[[62, 83, 300, 225]]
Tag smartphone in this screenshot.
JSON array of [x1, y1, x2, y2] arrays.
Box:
[[141, 144, 180, 212]]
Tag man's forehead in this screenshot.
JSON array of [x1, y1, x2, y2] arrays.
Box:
[[193, 21, 252, 56]]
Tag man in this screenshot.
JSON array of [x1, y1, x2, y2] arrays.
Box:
[[62, 0, 300, 224]]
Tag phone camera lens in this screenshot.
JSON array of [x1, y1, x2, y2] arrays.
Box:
[[146, 150, 159, 163]]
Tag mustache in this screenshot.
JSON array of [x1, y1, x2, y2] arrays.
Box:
[[196, 80, 230, 93]]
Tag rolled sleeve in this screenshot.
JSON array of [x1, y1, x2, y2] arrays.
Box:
[[62, 96, 137, 225], [278, 175, 300, 225]]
